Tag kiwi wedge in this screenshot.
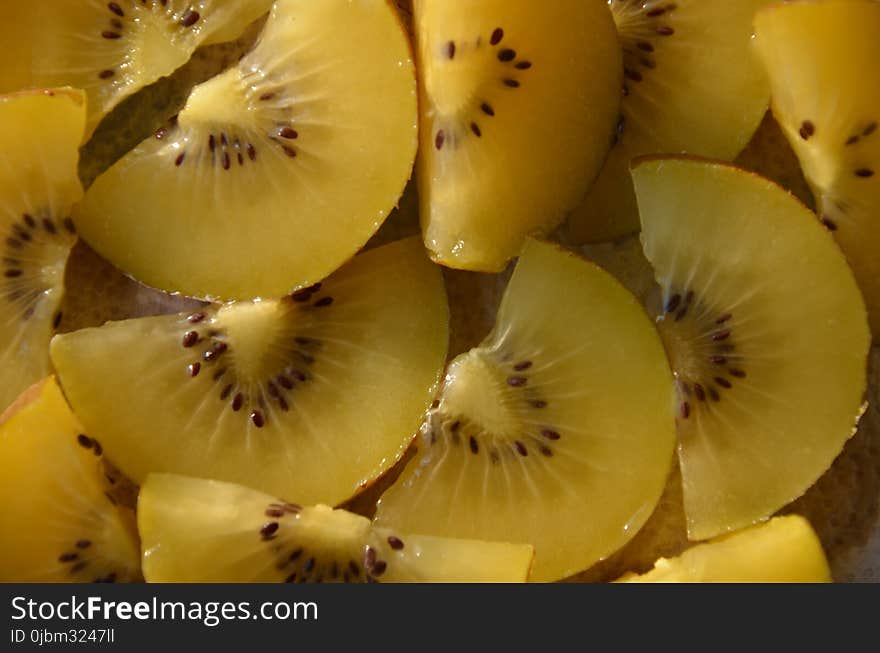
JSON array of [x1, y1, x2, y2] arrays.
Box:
[[617, 515, 831, 583], [633, 156, 870, 541], [566, 0, 770, 244], [72, 0, 418, 301], [5, 1, 273, 138], [0, 378, 141, 582], [0, 88, 84, 412], [50, 238, 448, 506], [139, 474, 534, 583], [753, 0, 880, 335], [374, 238, 677, 582], [415, 0, 622, 271]]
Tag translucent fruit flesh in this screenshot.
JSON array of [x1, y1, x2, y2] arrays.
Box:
[[14, 0, 273, 138], [753, 0, 880, 335], [139, 474, 534, 583], [0, 378, 141, 582], [0, 88, 84, 412], [617, 515, 831, 583], [415, 0, 622, 271], [567, 0, 770, 243], [633, 157, 870, 541], [72, 0, 419, 301], [375, 239, 677, 582], [50, 238, 449, 506]]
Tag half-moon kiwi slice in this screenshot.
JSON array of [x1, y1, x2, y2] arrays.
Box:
[[139, 474, 534, 582], [72, 0, 418, 301], [566, 0, 770, 244], [753, 0, 880, 335], [632, 156, 870, 541], [616, 515, 831, 583], [11, 1, 273, 138], [0, 378, 141, 582], [0, 88, 84, 412], [375, 238, 677, 582], [50, 238, 449, 506], [415, 0, 622, 271]]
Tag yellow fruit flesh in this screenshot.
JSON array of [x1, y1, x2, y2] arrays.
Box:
[[416, 0, 622, 271], [617, 515, 831, 583], [139, 474, 534, 583], [567, 0, 770, 243], [50, 238, 449, 506], [0, 4, 34, 93], [0, 378, 141, 582], [0, 88, 84, 412], [375, 239, 677, 582], [72, 0, 418, 301], [21, 0, 272, 138], [753, 0, 880, 335], [633, 157, 870, 541]]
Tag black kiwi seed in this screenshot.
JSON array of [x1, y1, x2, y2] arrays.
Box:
[[498, 49, 516, 62], [99, 69, 115, 80], [480, 102, 495, 117], [541, 429, 560, 441], [182, 331, 199, 347], [799, 120, 815, 140], [445, 41, 455, 59], [854, 168, 874, 178], [387, 536, 404, 550], [469, 436, 479, 454], [470, 122, 482, 137], [101, 31, 121, 40], [490, 28, 504, 45], [260, 522, 279, 540], [180, 10, 200, 28], [507, 376, 527, 387], [514, 441, 528, 457], [108, 3, 124, 18], [371, 561, 387, 576], [435, 129, 446, 150]]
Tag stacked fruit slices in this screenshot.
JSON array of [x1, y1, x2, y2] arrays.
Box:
[[0, 0, 875, 583]]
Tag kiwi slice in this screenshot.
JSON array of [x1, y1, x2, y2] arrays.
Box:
[[50, 238, 448, 506], [632, 156, 870, 541], [0, 378, 141, 582], [6, 1, 273, 138], [374, 238, 677, 582], [414, 0, 622, 271], [616, 515, 831, 583], [0, 88, 85, 412], [139, 474, 534, 582], [566, 0, 770, 244], [71, 0, 418, 301], [753, 0, 880, 335]]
